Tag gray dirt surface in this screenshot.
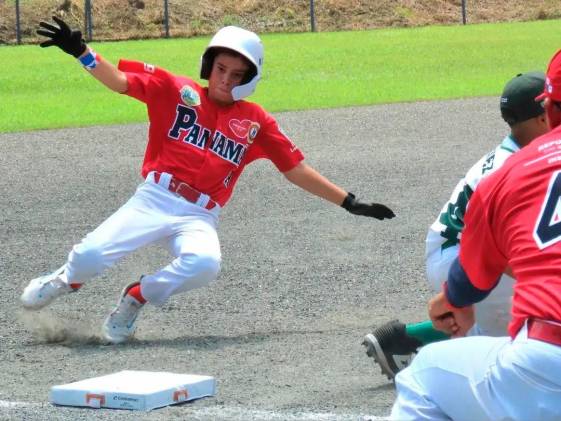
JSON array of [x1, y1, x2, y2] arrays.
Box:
[[0, 97, 500, 420]]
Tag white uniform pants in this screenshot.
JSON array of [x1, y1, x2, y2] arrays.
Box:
[[391, 323, 561, 421], [425, 241, 514, 336], [63, 174, 222, 305]]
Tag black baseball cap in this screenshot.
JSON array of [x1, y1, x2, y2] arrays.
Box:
[[500, 71, 546, 126]]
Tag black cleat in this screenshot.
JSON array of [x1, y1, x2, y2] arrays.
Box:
[[362, 320, 422, 380]]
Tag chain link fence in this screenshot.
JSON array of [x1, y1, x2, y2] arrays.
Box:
[[1, 0, 560, 45]]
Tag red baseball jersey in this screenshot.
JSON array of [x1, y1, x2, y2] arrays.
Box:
[[118, 60, 304, 207], [460, 124, 561, 337]]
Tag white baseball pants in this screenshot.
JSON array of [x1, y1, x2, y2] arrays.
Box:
[[63, 173, 222, 305], [425, 239, 514, 336], [391, 322, 561, 421]]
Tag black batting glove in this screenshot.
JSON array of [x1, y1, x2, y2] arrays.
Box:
[[37, 16, 87, 58], [341, 192, 395, 220]]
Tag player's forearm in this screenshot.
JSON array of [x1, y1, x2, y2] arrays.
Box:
[[78, 48, 128, 93], [283, 163, 347, 205]]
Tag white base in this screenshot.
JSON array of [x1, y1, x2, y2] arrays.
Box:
[[49, 370, 216, 411]]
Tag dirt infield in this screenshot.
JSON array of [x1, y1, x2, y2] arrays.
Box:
[[0, 97, 501, 419]]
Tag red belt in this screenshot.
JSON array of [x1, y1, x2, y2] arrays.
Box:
[[528, 319, 561, 346], [154, 172, 216, 210]]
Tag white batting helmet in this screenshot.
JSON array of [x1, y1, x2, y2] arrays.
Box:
[[200, 26, 264, 101]]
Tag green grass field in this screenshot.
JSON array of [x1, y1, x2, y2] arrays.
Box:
[[1, 19, 560, 133]]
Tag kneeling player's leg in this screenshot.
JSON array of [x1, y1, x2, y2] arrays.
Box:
[[391, 335, 509, 421]]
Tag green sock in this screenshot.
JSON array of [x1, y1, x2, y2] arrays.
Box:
[[405, 320, 450, 345]]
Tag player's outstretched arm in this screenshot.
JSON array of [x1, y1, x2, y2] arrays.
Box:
[[283, 162, 395, 220], [37, 16, 127, 93]]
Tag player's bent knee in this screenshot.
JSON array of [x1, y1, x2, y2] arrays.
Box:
[[66, 243, 105, 281], [179, 253, 221, 283], [200, 254, 221, 281], [169, 253, 221, 293], [141, 253, 222, 305]]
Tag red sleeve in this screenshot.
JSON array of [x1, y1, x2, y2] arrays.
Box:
[[118, 59, 171, 104], [245, 112, 304, 172], [459, 187, 508, 290]]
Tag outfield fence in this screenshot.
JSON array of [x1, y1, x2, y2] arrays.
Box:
[[0, 0, 535, 46]]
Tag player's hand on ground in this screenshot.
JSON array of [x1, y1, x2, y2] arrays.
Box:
[[37, 16, 87, 58], [428, 292, 474, 337], [341, 193, 395, 220]]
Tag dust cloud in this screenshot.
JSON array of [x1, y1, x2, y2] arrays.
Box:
[[19, 311, 102, 345]]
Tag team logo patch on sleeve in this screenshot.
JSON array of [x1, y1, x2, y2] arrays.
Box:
[[143, 63, 155, 73], [229, 119, 259, 143], [180, 85, 201, 106], [247, 122, 260, 144]]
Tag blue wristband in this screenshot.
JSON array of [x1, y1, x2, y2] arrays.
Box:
[[78, 50, 98, 70]]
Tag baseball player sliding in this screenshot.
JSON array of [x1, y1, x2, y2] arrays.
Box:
[[391, 49, 561, 420], [21, 17, 394, 344]]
